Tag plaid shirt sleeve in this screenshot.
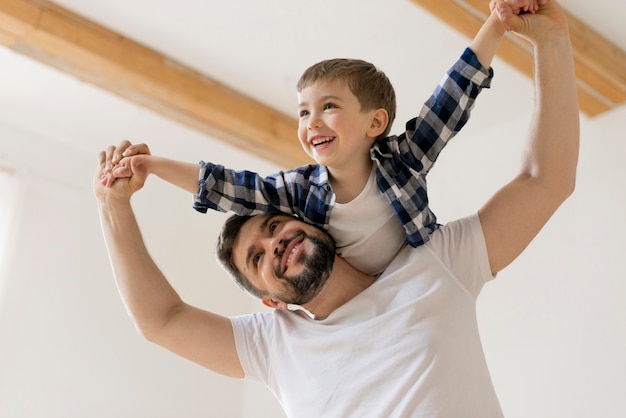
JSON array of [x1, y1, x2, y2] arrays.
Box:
[[371, 48, 493, 248], [396, 47, 493, 174], [193, 162, 332, 226]]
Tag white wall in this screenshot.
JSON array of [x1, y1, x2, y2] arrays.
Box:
[[0, 125, 285, 417], [429, 106, 626, 417]]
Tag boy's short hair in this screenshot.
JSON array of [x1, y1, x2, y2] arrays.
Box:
[[297, 58, 397, 140]]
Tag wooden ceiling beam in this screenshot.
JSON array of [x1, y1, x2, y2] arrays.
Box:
[[410, 0, 626, 117], [0, 0, 309, 167], [0, 1, 623, 174]]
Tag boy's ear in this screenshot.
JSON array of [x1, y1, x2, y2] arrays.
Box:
[[367, 108, 389, 138], [261, 295, 288, 310]]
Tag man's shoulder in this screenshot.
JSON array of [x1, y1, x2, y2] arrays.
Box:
[[387, 214, 484, 267], [433, 213, 481, 237]]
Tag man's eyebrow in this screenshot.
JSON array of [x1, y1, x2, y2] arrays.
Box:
[[244, 215, 275, 270]]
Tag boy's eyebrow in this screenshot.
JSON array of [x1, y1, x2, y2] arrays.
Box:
[[244, 215, 276, 270], [298, 94, 344, 108]]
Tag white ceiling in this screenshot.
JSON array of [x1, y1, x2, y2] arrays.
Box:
[[45, 0, 626, 121], [2, 0, 625, 160], [0, 1, 625, 417]]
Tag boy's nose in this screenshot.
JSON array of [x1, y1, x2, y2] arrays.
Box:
[[308, 114, 323, 129]]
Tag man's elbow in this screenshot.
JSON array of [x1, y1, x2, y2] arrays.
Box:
[[129, 317, 160, 342], [551, 171, 577, 205], [128, 307, 179, 344], [565, 177, 576, 200]]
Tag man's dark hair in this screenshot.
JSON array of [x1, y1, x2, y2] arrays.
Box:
[[215, 214, 267, 299]]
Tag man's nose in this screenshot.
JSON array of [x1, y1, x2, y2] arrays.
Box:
[[266, 235, 284, 258]]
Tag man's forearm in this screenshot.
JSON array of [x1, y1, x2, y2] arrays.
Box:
[[98, 197, 183, 339], [525, 27, 579, 198]]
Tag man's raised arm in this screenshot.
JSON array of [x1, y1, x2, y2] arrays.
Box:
[[94, 152, 243, 378], [478, 0, 579, 275]]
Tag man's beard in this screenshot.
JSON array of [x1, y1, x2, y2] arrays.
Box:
[[274, 233, 335, 305]]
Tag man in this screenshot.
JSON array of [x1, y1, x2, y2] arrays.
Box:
[[95, 1, 579, 416]]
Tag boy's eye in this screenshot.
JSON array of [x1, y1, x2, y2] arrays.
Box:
[[299, 109, 309, 118], [323, 103, 337, 110]]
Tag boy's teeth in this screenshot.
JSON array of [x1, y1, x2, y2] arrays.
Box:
[[313, 137, 333, 145]]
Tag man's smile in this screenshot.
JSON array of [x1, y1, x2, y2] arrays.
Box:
[[279, 234, 305, 276]]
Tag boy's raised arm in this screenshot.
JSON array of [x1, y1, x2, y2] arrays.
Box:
[[401, 6, 505, 175], [468, 4, 508, 69]]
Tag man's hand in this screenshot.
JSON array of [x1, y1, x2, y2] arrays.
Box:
[[500, 0, 544, 15], [100, 140, 151, 187], [491, 0, 568, 45], [94, 145, 150, 202]]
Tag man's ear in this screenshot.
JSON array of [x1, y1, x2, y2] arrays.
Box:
[[261, 295, 288, 310], [367, 108, 389, 138]]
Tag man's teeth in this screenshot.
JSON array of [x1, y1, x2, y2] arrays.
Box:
[[286, 244, 299, 267], [312, 137, 334, 146]]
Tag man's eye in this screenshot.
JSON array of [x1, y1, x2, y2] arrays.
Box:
[[269, 222, 278, 233], [253, 253, 262, 266]]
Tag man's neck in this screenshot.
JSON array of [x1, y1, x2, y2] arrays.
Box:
[[301, 256, 376, 319]]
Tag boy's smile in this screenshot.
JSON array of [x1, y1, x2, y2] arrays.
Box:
[[309, 134, 335, 150]]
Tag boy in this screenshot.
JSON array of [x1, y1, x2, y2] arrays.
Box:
[[104, 0, 541, 276]]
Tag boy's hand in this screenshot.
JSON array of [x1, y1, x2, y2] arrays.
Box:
[[100, 140, 151, 187], [491, 0, 568, 44], [496, 0, 547, 15], [94, 147, 150, 202]]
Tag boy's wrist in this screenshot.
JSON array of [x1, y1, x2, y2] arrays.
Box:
[[485, 9, 508, 37], [469, 11, 506, 69]]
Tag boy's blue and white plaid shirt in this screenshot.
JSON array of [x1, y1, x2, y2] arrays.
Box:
[[194, 48, 492, 248]]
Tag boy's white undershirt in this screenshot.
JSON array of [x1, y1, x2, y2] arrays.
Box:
[[326, 165, 406, 276]]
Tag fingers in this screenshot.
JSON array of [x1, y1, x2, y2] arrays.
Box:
[[122, 143, 151, 158], [110, 158, 133, 179], [499, 0, 540, 15], [97, 140, 151, 188], [101, 140, 128, 175], [97, 149, 112, 187], [129, 155, 149, 179], [98, 140, 131, 185], [101, 140, 149, 173], [100, 139, 150, 172], [493, 0, 516, 27], [110, 140, 133, 167], [525, 0, 539, 14], [97, 149, 106, 169]]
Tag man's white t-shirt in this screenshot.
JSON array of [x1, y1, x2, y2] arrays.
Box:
[[231, 214, 503, 418]]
